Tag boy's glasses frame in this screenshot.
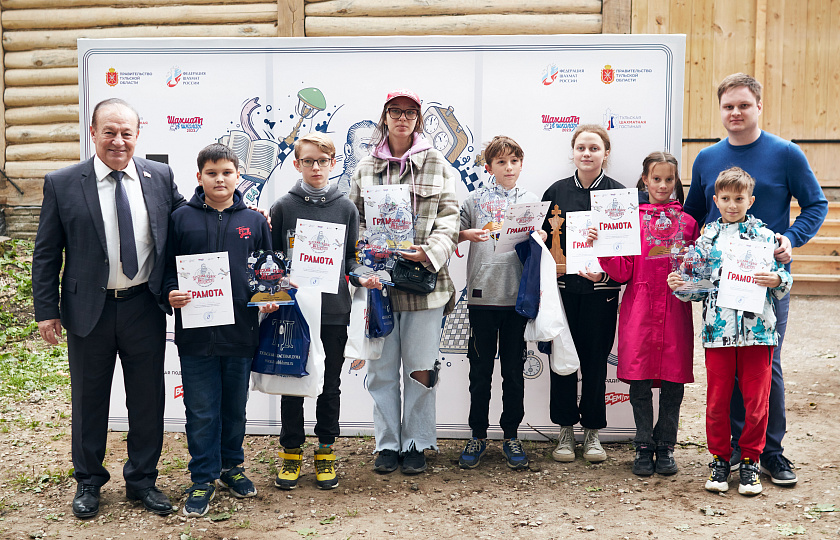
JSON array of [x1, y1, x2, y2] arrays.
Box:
[[298, 158, 332, 168], [387, 107, 419, 120]]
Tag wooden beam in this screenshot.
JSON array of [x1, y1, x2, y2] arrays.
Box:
[[6, 142, 80, 161], [0, 15, 5, 172], [306, 13, 602, 36], [5, 48, 78, 69], [602, 0, 631, 33], [6, 123, 79, 144], [4, 85, 78, 107], [4, 160, 78, 179], [304, 0, 602, 17], [2, 24, 277, 51], [0, 177, 46, 207], [278, 0, 305, 37], [5, 67, 78, 86], [3, 0, 260, 7], [5, 104, 80, 125], [2, 5, 278, 30]]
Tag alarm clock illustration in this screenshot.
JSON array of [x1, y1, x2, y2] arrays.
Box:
[[422, 104, 468, 163]]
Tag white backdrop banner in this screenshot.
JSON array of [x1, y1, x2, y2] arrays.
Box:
[[79, 34, 685, 441]]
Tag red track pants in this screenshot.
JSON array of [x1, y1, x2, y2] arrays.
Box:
[[705, 345, 773, 462]]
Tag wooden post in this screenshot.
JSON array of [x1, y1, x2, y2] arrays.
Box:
[[1, 5, 5, 175], [754, 0, 767, 130], [279, 0, 305, 36], [602, 0, 631, 33]]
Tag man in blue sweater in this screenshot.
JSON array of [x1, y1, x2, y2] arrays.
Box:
[[684, 73, 828, 487]]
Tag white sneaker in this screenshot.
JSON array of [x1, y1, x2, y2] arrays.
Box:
[[551, 426, 576, 462], [582, 428, 607, 462]]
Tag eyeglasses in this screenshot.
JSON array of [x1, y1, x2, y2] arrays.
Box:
[[387, 107, 419, 120], [298, 158, 332, 168]]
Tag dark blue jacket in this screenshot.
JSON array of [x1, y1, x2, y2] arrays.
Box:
[[164, 187, 271, 357]]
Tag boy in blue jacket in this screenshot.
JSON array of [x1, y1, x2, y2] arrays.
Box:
[[165, 144, 276, 517]]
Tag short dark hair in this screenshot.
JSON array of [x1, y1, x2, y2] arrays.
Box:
[[484, 135, 524, 163], [197, 143, 240, 172], [91, 98, 140, 130]]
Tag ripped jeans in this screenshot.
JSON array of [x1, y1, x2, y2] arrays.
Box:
[[367, 306, 443, 453]]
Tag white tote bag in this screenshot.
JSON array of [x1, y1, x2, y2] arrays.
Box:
[[344, 286, 385, 362], [251, 287, 326, 398], [524, 232, 564, 342]]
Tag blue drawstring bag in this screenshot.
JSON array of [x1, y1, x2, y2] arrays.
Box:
[[252, 289, 311, 377], [367, 287, 394, 338], [515, 235, 542, 319]]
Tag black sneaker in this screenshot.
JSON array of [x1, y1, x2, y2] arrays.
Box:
[[373, 449, 399, 474], [655, 445, 678, 475], [632, 445, 655, 476], [738, 458, 762, 496], [760, 454, 797, 486], [183, 483, 215, 518], [400, 448, 427, 475], [217, 466, 257, 498], [704, 455, 730, 492], [729, 446, 741, 473]]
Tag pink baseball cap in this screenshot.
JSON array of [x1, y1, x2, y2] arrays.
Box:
[[385, 89, 421, 108]]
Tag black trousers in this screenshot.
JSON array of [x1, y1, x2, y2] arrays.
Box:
[[549, 289, 618, 430], [279, 324, 347, 448], [67, 289, 166, 490], [466, 307, 527, 439], [629, 380, 685, 447]]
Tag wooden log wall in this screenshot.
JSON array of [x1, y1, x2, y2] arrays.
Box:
[[0, 0, 629, 239], [633, 0, 840, 193]]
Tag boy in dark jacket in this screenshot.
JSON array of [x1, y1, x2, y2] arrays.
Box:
[[269, 132, 374, 490], [165, 144, 275, 517]]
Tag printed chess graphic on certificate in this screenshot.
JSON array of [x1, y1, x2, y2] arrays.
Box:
[[565, 211, 603, 275], [362, 184, 413, 249], [176, 252, 235, 328], [290, 219, 346, 294], [590, 188, 641, 257], [495, 201, 550, 253], [717, 238, 774, 313]]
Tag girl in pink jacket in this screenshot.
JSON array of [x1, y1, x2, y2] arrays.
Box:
[[595, 152, 699, 477]]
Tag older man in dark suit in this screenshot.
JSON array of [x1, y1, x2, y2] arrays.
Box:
[[32, 98, 185, 518]]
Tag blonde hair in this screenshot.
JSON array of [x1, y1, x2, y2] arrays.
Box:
[[294, 132, 336, 159], [714, 166, 756, 196]]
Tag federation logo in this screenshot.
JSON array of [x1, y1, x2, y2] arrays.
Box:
[[106, 68, 118, 87], [166, 66, 182, 87], [601, 65, 615, 84], [542, 64, 559, 86], [192, 263, 216, 287]]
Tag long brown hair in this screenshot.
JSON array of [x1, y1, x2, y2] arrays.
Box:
[[370, 99, 425, 150], [635, 151, 684, 204]]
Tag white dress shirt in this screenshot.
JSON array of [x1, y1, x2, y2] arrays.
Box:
[[94, 156, 154, 289]]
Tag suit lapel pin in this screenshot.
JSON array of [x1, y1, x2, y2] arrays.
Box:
[[143, 171, 151, 178]]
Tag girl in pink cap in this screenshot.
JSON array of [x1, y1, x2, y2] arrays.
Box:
[[348, 89, 459, 475]]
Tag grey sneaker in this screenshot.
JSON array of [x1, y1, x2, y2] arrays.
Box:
[[582, 428, 606, 462], [551, 426, 576, 462]]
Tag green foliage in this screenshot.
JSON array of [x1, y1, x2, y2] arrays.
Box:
[[0, 343, 69, 398]]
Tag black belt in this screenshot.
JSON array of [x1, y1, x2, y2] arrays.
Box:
[[106, 283, 148, 300]]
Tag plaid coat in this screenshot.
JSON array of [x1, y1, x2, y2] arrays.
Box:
[[349, 145, 459, 314]]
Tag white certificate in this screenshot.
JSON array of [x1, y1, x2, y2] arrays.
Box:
[[290, 219, 346, 294], [564, 211, 604, 274], [176, 251, 235, 329], [495, 201, 550, 253], [717, 238, 774, 313], [590, 188, 641, 257], [362, 184, 413, 249]]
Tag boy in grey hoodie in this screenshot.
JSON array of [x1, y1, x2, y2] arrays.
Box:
[[457, 136, 546, 471], [269, 133, 375, 490]]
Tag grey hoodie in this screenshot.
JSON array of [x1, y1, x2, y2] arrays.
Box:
[[269, 180, 362, 325]]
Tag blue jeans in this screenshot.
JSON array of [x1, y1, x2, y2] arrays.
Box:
[[730, 294, 789, 459], [180, 355, 252, 484]]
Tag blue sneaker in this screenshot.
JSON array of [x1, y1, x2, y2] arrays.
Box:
[[503, 438, 529, 470], [217, 466, 257, 498], [183, 483, 215, 517], [459, 438, 487, 469]]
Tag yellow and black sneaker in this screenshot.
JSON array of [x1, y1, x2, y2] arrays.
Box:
[[274, 448, 303, 490], [314, 447, 338, 490]]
